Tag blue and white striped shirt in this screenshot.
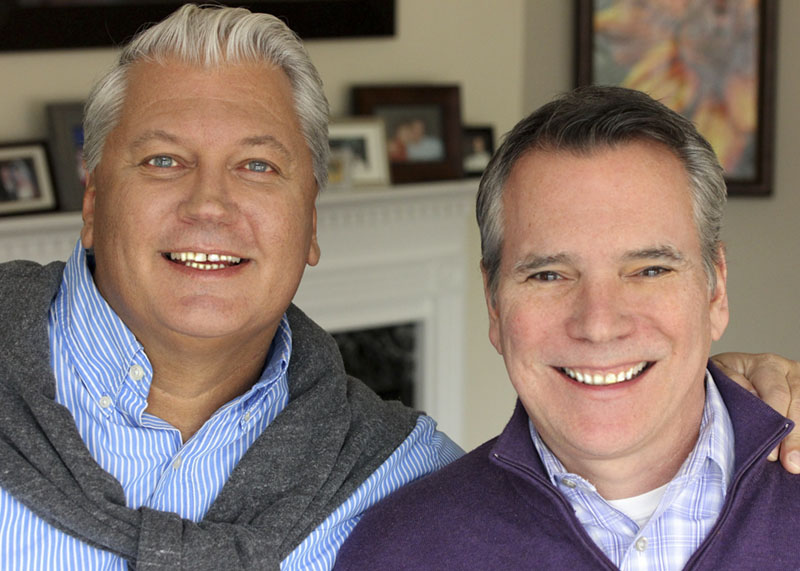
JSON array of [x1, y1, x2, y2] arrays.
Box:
[[0, 242, 463, 570], [531, 372, 735, 571]]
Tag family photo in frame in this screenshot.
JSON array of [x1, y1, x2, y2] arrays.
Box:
[[352, 85, 463, 184], [0, 143, 55, 215]]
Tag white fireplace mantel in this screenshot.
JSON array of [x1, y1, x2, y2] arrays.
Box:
[[0, 179, 477, 443]]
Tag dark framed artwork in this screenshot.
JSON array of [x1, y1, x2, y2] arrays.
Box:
[[575, 0, 777, 196], [0, 0, 395, 51], [0, 142, 56, 215], [352, 85, 463, 184], [46, 102, 86, 212], [462, 126, 494, 178]]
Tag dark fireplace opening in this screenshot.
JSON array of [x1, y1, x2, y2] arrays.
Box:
[[332, 322, 417, 407]]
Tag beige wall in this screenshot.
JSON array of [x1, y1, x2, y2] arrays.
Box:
[[0, 0, 797, 449]]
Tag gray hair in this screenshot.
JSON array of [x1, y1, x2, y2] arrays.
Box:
[[477, 85, 727, 299], [83, 3, 330, 189]]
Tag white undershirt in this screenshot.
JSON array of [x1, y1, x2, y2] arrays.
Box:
[[607, 483, 669, 528]]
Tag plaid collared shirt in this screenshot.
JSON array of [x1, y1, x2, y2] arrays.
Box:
[[531, 372, 735, 571]]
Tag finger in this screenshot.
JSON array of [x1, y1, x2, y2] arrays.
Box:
[[711, 358, 756, 395], [778, 382, 800, 473]]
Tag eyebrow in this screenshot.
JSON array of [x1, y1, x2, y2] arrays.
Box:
[[511, 245, 686, 276], [130, 129, 183, 150], [238, 134, 293, 163], [621, 245, 685, 263], [512, 253, 572, 275]]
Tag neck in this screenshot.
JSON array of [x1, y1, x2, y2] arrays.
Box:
[[143, 331, 276, 442], [552, 406, 704, 501], [578, 433, 699, 500]]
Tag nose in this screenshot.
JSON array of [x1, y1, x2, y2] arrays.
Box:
[[178, 166, 236, 224], [565, 278, 635, 343]]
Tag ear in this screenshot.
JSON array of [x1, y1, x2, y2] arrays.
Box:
[[709, 245, 729, 341], [481, 262, 503, 356], [306, 205, 321, 267], [80, 170, 97, 249]]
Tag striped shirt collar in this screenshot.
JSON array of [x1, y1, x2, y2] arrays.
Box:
[[54, 241, 291, 417]]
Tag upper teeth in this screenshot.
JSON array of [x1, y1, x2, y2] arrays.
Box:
[[562, 362, 648, 385], [169, 252, 242, 270]]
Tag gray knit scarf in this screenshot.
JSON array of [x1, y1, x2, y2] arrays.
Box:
[[0, 260, 420, 569]]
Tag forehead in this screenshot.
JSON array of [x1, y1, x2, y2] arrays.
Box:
[[501, 141, 698, 255], [115, 58, 304, 142]]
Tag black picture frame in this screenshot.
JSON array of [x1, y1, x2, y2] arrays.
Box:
[[46, 102, 86, 212], [0, 141, 56, 216], [0, 0, 396, 52], [352, 85, 463, 184], [575, 0, 777, 196], [462, 126, 494, 178]]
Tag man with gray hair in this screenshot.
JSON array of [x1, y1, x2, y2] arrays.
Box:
[[335, 86, 800, 570], [0, 5, 464, 570], [0, 6, 797, 570]]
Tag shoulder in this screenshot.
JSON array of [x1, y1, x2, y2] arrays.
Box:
[[0, 260, 64, 292], [0, 260, 63, 332], [334, 439, 505, 568]]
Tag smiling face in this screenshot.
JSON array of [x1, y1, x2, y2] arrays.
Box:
[[81, 59, 320, 352], [485, 140, 729, 494]]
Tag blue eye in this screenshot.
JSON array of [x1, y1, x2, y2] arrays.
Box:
[[639, 266, 670, 277], [147, 156, 177, 168], [245, 160, 272, 173]]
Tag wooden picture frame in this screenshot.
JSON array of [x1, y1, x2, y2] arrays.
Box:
[[0, 1, 395, 51], [46, 102, 86, 212], [328, 118, 390, 188], [352, 85, 463, 184], [0, 142, 56, 215], [575, 0, 777, 196]]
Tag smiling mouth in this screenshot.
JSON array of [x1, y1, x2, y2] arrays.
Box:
[[164, 251, 246, 271], [560, 361, 652, 386]]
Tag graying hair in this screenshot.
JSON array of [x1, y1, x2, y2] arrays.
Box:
[[477, 85, 727, 299], [83, 3, 330, 189]]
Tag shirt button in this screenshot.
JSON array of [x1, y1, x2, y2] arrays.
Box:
[[562, 478, 577, 489], [243, 411, 252, 423], [98, 396, 112, 409], [172, 456, 183, 469], [129, 365, 145, 381], [635, 537, 648, 552]]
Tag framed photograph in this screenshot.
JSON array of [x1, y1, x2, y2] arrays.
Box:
[[575, 0, 777, 196], [0, 143, 56, 215], [46, 102, 86, 212], [1, 1, 395, 51], [328, 118, 390, 187], [352, 85, 463, 184], [462, 126, 494, 177]]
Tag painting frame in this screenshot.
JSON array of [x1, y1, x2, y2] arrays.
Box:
[[0, 1, 396, 52], [352, 85, 463, 184], [46, 101, 86, 212], [328, 117, 391, 188], [0, 142, 56, 216], [575, 0, 777, 196]]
